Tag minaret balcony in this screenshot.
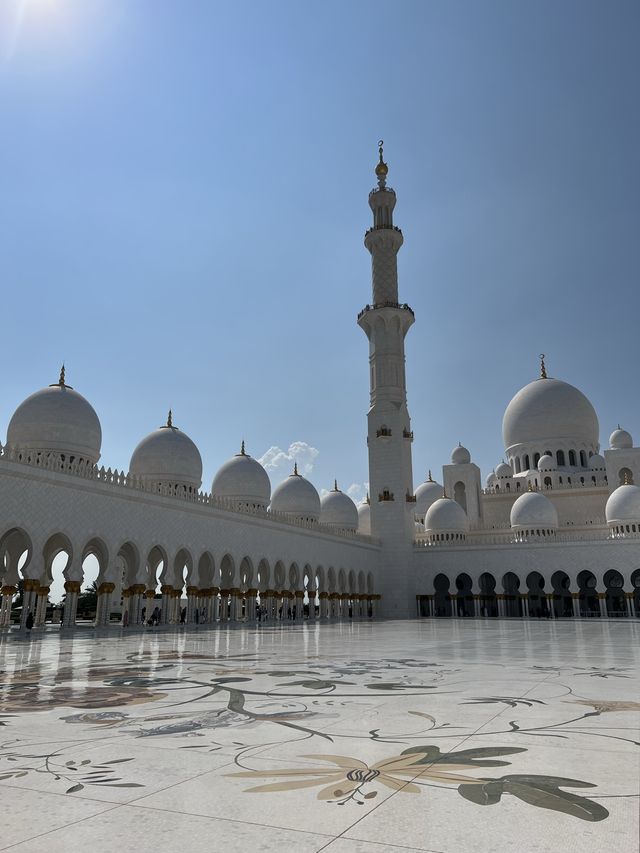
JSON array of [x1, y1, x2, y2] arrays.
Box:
[[357, 302, 414, 321], [403, 429, 414, 441], [378, 490, 394, 502], [376, 427, 392, 439], [364, 225, 403, 237]]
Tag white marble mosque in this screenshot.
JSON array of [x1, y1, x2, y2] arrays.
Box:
[[0, 147, 638, 853], [1, 144, 639, 628]]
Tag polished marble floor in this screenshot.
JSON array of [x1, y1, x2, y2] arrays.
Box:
[[0, 619, 638, 853]]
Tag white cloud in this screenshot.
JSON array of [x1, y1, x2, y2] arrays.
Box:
[[258, 441, 320, 482], [346, 482, 369, 504]]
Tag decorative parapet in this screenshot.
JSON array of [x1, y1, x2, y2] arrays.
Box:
[[414, 524, 632, 548], [0, 442, 378, 545]]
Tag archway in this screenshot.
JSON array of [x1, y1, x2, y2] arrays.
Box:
[[502, 572, 522, 617], [526, 571, 546, 618], [479, 573, 497, 617], [454, 573, 473, 616], [433, 573, 451, 617], [551, 571, 572, 617], [632, 569, 640, 617], [577, 570, 598, 617], [603, 569, 625, 616], [0, 527, 33, 628]]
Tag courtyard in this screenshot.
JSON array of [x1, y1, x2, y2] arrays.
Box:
[[0, 619, 638, 852]]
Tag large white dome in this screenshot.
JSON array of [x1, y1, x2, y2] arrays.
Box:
[[212, 443, 270, 509], [129, 413, 202, 490], [320, 482, 358, 531], [415, 472, 442, 518], [502, 376, 599, 452], [605, 483, 640, 527], [6, 370, 102, 463], [270, 465, 320, 522], [424, 497, 469, 535], [510, 491, 558, 531]]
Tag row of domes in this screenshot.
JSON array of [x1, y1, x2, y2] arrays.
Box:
[[4, 372, 361, 531]]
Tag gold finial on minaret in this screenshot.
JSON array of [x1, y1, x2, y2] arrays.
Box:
[[293, 461, 298, 476], [167, 409, 173, 428], [539, 353, 547, 379], [375, 139, 388, 187]]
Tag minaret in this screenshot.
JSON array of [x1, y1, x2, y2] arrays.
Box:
[[358, 142, 415, 618]]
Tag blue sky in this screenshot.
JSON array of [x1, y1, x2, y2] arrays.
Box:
[[1, 0, 639, 503]]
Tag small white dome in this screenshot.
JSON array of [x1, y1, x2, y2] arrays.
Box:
[[495, 462, 513, 479], [605, 483, 640, 526], [129, 413, 202, 489], [415, 472, 443, 517], [610, 427, 633, 450], [503, 375, 599, 451], [6, 370, 102, 463], [269, 465, 321, 522], [588, 453, 606, 470], [510, 491, 558, 530], [212, 443, 270, 508], [537, 454, 556, 472], [451, 444, 471, 464], [320, 482, 358, 531], [357, 497, 371, 535], [425, 497, 469, 534], [485, 472, 498, 488]]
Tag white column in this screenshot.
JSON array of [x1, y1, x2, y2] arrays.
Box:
[[547, 594, 556, 618], [0, 587, 16, 628], [598, 593, 608, 618], [572, 593, 580, 617], [450, 595, 457, 619], [62, 581, 80, 627], [625, 593, 635, 618], [307, 589, 316, 620]]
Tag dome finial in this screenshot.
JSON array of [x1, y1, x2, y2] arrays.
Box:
[[623, 470, 630, 485], [240, 439, 246, 456], [59, 363, 66, 387], [375, 139, 388, 187], [366, 491, 370, 505], [167, 409, 173, 428], [293, 461, 298, 476], [427, 469, 433, 482], [539, 353, 547, 379], [333, 478, 338, 491], [528, 480, 534, 492], [442, 486, 448, 499]]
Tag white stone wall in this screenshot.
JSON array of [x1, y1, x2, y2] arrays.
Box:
[[0, 460, 381, 595]]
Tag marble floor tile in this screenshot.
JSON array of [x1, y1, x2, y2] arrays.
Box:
[[0, 787, 115, 849], [3, 802, 332, 853], [0, 619, 637, 853]]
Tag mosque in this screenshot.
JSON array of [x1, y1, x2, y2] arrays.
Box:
[[1, 145, 639, 629]]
